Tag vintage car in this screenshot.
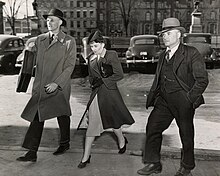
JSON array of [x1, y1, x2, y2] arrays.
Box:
[[125, 35, 162, 73], [182, 33, 218, 69], [0, 34, 24, 73], [16, 36, 37, 68]]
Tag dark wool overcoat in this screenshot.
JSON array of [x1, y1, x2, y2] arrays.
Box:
[[146, 43, 209, 109], [80, 50, 134, 129], [21, 31, 76, 122]]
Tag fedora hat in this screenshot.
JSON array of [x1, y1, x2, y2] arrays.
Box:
[[158, 17, 186, 34], [43, 8, 66, 26]]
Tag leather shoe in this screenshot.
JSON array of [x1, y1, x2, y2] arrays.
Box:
[[16, 150, 37, 162], [137, 162, 162, 175], [118, 137, 128, 154], [78, 155, 91, 169], [53, 143, 70, 155], [174, 167, 192, 176]]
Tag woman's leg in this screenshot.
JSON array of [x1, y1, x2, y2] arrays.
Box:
[[113, 128, 125, 148], [81, 136, 95, 162]]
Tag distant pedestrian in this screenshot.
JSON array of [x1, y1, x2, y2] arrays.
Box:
[[77, 30, 135, 168], [16, 8, 76, 162], [137, 17, 209, 176]]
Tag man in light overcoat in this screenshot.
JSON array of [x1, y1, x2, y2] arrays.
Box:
[[17, 8, 76, 162]]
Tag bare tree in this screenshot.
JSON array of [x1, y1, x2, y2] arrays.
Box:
[[115, 0, 135, 36], [3, 0, 24, 35]]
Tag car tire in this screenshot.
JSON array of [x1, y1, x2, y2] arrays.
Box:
[[2, 56, 16, 73]]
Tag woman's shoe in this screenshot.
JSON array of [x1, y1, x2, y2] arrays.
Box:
[[118, 137, 128, 154], [78, 155, 91, 168]]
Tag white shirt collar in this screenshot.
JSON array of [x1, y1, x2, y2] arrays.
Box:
[[166, 43, 180, 58]]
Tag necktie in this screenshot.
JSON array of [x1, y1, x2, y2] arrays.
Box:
[[165, 50, 171, 62], [49, 34, 54, 44]]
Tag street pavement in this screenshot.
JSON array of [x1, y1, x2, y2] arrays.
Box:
[[0, 71, 220, 176]]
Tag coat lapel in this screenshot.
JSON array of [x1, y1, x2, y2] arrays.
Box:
[[173, 44, 185, 71]]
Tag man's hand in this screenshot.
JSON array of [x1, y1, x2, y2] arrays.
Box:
[[44, 83, 59, 94]]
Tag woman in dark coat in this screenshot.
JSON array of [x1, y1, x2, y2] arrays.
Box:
[[78, 30, 135, 168]]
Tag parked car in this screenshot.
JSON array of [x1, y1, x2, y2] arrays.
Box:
[[0, 34, 24, 73], [182, 33, 219, 69], [16, 36, 37, 68], [125, 35, 162, 73]]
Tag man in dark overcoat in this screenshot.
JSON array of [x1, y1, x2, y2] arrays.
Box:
[[17, 8, 76, 162], [137, 18, 209, 176]]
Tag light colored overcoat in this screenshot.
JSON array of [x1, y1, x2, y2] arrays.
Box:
[[21, 31, 76, 122]]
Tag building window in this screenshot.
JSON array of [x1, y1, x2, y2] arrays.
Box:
[[77, 11, 80, 18], [209, 23, 216, 34], [175, 11, 180, 19], [210, 11, 216, 20], [77, 1, 80, 7], [100, 13, 104, 21], [63, 12, 67, 18], [77, 32, 81, 38], [86, 2, 91, 7], [157, 12, 162, 21], [145, 12, 151, 21], [83, 11, 87, 18], [70, 11, 74, 18], [83, 21, 87, 28], [77, 21, 80, 28], [146, 2, 151, 8], [111, 13, 115, 21], [70, 1, 74, 7], [158, 2, 162, 8], [90, 11, 94, 18], [70, 30, 75, 37], [70, 21, 74, 28], [100, 2, 105, 8], [83, 1, 86, 7]]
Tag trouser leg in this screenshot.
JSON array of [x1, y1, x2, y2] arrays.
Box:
[[143, 96, 173, 163], [57, 115, 70, 145], [172, 91, 195, 170], [22, 113, 44, 151]]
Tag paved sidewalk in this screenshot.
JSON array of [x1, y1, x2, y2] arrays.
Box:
[[0, 146, 220, 176]]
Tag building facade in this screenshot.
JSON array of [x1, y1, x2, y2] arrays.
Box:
[[3, 0, 219, 38]]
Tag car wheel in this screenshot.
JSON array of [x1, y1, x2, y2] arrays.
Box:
[[2, 56, 16, 73]]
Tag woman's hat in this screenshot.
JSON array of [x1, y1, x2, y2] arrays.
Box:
[[87, 30, 104, 44], [158, 17, 186, 35], [43, 8, 66, 26]]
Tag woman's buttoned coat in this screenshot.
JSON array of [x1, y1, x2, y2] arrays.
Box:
[[82, 50, 134, 129], [21, 31, 76, 122]]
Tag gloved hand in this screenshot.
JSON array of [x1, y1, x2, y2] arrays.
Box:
[[91, 77, 103, 90]]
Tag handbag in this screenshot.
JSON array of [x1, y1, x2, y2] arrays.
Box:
[[100, 62, 113, 78], [16, 50, 35, 93]]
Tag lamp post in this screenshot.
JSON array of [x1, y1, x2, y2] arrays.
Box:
[[32, 0, 41, 34], [26, 0, 30, 35]]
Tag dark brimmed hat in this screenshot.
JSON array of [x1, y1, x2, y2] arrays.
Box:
[[87, 30, 104, 44], [158, 17, 186, 35], [43, 8, 66, 26]]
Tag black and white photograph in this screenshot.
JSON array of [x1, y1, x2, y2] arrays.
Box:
[[0, 0, 220, 175]]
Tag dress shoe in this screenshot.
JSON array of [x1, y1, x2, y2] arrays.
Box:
[[16, 150, 37, 162], [174, 166, 192, 176], [53, 143, 70, 155], [78, 155, 91, 168], [137, 162, 162, 175], [118, 137, 128, 154]]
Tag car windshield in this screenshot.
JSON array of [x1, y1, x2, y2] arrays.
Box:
[[134, 38, 156, 45], [184, 36, 211, 44]]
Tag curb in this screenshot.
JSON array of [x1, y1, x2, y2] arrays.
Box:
[[0, 145, 219, 161]]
